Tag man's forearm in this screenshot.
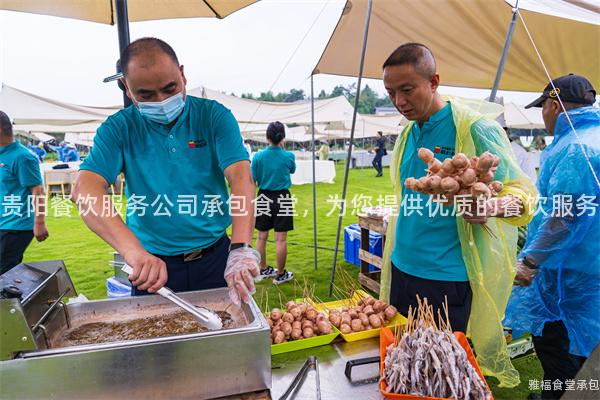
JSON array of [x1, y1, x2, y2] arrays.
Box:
[[520, 216, 574, 266], [30, 186, 46, 225], [230, 181, 256, 244], [225, 162, 256, 245]]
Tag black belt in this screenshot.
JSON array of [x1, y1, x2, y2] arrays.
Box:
[[156, 234, 227, 262]]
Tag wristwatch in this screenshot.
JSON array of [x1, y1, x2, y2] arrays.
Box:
[[522, 256, 539, 270], [229, 242, 252, 251]]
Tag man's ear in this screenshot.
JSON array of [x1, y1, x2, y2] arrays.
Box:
[[552, 99, 563, 115], [180, 65, 187, 86], [120, 79, 135, 104], [430, 73, 440, 92]]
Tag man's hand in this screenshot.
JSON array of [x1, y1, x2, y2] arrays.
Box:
[[33, 222, 49, 242], [224, 246, 260, 306], [124, 249, 168, 293], [513, 261, 538, 286], [462, 197, 491, 225], [462, 196, 524, 225]]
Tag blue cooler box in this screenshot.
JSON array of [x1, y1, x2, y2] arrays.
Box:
[[343, 223, 383, 272], [107, 276, 131, 298]]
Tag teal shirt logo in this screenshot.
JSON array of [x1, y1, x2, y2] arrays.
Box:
[[188, 139, 207, 148]]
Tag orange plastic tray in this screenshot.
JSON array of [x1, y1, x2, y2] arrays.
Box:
[[379, 327, 493, 400]]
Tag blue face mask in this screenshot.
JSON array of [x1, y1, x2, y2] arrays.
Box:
[[137, 91, 185, 125]]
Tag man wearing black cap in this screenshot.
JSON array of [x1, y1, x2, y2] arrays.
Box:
[[506, 73, 599, 400]]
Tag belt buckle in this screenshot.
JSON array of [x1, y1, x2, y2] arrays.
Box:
[[183, 250, 203, 262]]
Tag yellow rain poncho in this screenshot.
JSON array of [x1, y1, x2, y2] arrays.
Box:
[[380, 97, 538, 387]]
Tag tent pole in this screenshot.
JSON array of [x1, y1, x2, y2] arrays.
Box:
[[328, 0, 374, 297], [489, 6, 519, 102], [310, 74, 318, 271], [116, 0, 132, 107]]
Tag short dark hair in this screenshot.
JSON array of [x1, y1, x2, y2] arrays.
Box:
[[0, 111, 12, 137], [382, 43, 436, 79], [266, 121, 286, 145], [120, 37, 179, 77]]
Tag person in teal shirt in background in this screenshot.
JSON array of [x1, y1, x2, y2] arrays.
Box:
[[0, 111, 48, 273], [74, 38, 259, 306], [251, 121, 296, 285]]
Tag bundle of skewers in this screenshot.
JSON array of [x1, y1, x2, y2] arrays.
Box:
[[262, 280, 334, 344], [322, 268, 399, 334], [382, 297, 491, 400]]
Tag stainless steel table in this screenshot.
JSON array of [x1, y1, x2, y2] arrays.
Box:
[[270, 338, 384, 400]]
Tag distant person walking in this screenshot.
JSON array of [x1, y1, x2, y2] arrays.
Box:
[[372, 130, 386, 177], [318, 141, 330, 161], [243, 138, 252, 159], [251, 122, 296, 285]]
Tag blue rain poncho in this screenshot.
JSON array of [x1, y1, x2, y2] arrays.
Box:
[[505, 106, 600, 358]]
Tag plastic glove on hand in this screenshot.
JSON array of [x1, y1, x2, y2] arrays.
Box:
[[224, 246, 261, 306]]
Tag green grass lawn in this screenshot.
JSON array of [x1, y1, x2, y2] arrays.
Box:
[[23, 162, 541, 399]]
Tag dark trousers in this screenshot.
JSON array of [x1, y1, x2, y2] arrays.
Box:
[[0, 230, 34, 274], [533, 320, 587, 399], [132, 235, 230, 296], [389, 264, 472, 332], [372, 153, 383, 174]]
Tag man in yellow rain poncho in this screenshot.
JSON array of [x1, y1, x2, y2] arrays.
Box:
[[379, 43, 537, 387]]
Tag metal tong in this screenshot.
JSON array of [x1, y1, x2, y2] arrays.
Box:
[[278, 356, 321, 400], [121, 264, 223, 330]]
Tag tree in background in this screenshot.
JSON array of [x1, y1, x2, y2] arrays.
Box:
[[240, 84, 394, 114]]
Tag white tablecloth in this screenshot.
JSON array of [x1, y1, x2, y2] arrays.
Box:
[[291, 160, 336, 185], [352, 151, 392, 168], [40, 161, 82, 172]]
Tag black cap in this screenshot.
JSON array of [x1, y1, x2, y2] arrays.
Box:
[[525, 74, 596, 109]]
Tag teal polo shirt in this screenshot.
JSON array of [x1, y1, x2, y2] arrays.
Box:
[[80, 96, 249, 256], [0, 141, 43, 230], [392, 102, 467, 282], [251, 146, 296, 191]]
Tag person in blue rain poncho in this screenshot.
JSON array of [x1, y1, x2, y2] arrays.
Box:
[[505, 74, 600, 400], [62, 143, 80, 162], [50, 142, 79, 162], [27, 142, 46, 162]]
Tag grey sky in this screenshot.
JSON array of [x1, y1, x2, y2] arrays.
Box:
[[1, 0, 543, 107]]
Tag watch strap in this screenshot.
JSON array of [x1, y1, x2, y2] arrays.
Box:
[[229, 242, 252, 251]]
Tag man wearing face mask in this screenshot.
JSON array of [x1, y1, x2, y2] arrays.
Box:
[[379, 43, 537, 387], [73, 38, 259, 306]]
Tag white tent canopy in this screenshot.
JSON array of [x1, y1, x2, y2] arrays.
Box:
[[0, 84, 118, 125], [64, 132, 96, 147], [504, 102, 545, 129], [189, 87, 357, 125], [13, 122, 102, 134], [245, 125, 327, 143]]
